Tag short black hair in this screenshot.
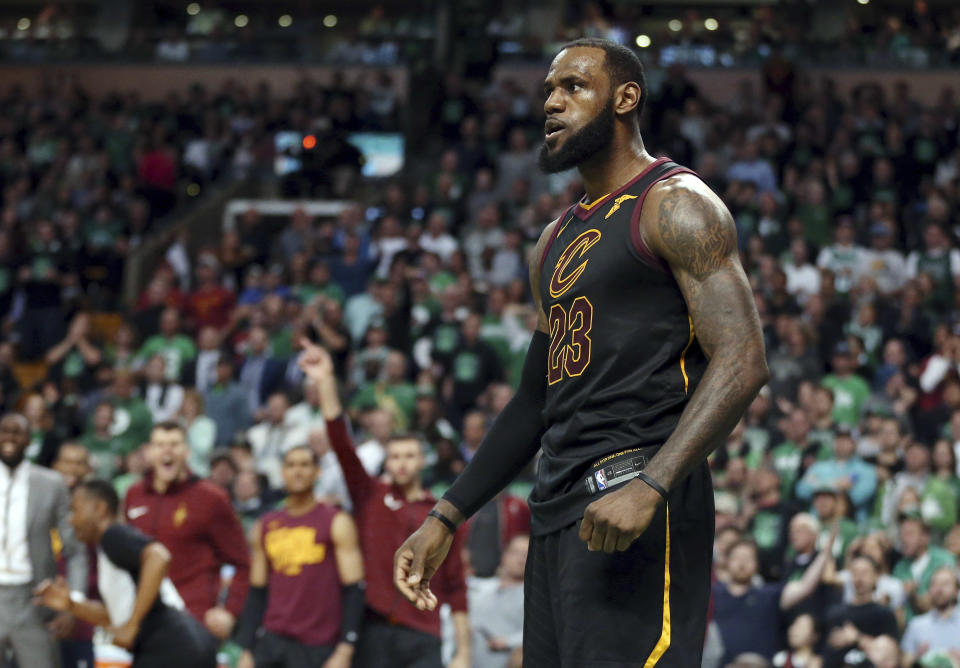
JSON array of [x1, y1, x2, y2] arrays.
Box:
[[76, 479, 119, 516], [560, 37, 647, 121], [283, 445, 319, 466]]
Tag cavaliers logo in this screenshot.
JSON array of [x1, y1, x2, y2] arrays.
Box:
[[173, 502, 188, 528], [604, 194, 638, 219], [264, 526, 327, 576], [549, 229, 602, 299]]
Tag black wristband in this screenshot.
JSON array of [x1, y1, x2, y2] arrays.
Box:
[[635, 471, 668, 501], [427, 509, 457, 534], [339, 582, 365, 645]]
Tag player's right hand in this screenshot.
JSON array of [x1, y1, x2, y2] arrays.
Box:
[[298, 337, 335, 384], [393, 518, 455, 611]]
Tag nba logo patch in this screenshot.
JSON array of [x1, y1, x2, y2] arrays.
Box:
[[594, 470, 607, 490]]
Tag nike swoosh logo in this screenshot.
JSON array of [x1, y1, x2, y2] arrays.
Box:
[[127, 506, 149, 520]]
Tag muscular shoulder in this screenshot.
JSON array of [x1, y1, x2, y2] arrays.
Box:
[[527, 219, 559, 274], [640, 173, 737, 280]]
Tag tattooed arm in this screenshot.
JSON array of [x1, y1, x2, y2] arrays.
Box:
[[639, 175, 768, 489], [579, 174, 767, 552]]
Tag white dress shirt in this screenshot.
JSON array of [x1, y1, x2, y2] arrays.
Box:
[[144, 382, 185, 423], [0, 461, 32, 585], [194, 350, 220, 394]]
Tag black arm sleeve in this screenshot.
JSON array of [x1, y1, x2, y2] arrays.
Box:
[[340, 581, 366, 645], [235, 586, 267, 650], [442, 331, 547, 519]]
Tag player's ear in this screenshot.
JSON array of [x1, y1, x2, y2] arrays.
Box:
[[615, 81, 642, 119]]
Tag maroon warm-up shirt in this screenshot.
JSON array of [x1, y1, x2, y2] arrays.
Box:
[[262, 503, 342, 647], [125, 472, 251, 620], [326, 417, 468, 637]]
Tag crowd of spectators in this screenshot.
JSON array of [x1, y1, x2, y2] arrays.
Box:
[[553, 1, 960, 68], [4, 24, 960, 668], [4, 1, 960, 69]]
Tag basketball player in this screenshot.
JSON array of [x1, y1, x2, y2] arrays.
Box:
[[392, 38, 769, 666], [235, 445, 365, 668], [35, 480, 218, 668]]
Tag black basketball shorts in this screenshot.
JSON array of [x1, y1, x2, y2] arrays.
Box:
[[522, 462, 714, 667]]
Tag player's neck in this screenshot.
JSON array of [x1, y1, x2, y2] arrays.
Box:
[[285, 493, 317, 515], [151, 467, 189, 494], [400, 479, 424, 502], [578, 135, 652, 203]]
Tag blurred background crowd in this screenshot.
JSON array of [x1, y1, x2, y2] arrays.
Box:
[[2, 0, 960, 667]]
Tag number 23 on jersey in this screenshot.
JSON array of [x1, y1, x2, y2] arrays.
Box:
[[548, 296, 594, 384]]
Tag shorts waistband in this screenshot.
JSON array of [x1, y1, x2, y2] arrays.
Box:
[[583, 445, 660, 495]]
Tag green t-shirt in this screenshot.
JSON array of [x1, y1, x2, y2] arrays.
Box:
[[821, 373, 871, 427], [921, 477, 959, 534], [137, 334, 198, 380], [112, 473, 142, 500], [751, 509, 785, 552], [797, 203, 832, 247], [893, 546, 957, 619], [81, 432, 129, 479], [432, 323, 460, 358], [744, 426, 771, 455], [771, 440, 832, 498], [480, 315, 513, 367], [350, 382, 418, 431], [817, 519, 860, 561], [294, 281, 345, 306], [807, 427, 836, 454], [269, 328, 293, 359], [110, 398, 154, 456], [428, 271, 457, 294]]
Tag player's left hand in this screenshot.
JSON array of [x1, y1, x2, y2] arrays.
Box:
[[110, 621, 140, 650], [204, 606, 236, 640], [579, 478, 664, 553], [321, 642, 354, 668]]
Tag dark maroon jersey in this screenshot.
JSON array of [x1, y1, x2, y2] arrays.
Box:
[[262, 503, 342, 647]]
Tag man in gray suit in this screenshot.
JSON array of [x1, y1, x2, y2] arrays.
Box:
[[1, 413, 87, 668]]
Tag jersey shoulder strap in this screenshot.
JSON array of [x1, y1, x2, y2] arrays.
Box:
[[626, 159, 700, 272]]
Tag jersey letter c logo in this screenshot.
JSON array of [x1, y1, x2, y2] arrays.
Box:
[[549, 229, 602, 299]]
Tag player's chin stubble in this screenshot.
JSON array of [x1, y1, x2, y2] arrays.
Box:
[[538, 98, 616, 174]]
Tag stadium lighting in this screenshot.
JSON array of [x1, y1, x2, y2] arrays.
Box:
[[667, 19, 682, 32], [704, 18, 719, 31], [17, 18, 30, 30], [234, 14, 249, 28], [278, 14, 293, 28], [635, 34, 652, 48], [323, 14, 338, 28], [857, 0, 869, 4], [186, 3, 200, 16]]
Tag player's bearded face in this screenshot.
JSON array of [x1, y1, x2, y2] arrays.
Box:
[[539, 96, 615, 174]]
